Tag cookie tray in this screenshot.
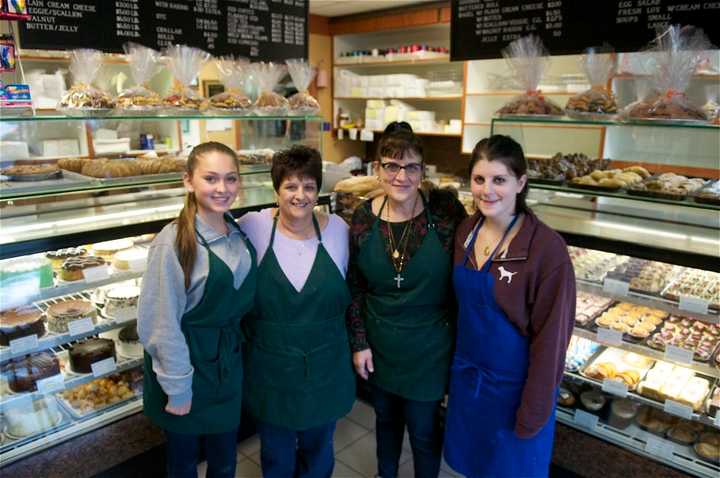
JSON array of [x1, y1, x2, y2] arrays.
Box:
[[0, 170, 93, 197]]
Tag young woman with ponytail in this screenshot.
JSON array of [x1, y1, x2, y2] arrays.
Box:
[[138, 142, 257, 478]]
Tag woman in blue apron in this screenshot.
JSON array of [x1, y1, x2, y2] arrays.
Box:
[[139, 142, 257, 477], [239, 145, 355, 478], [444, 135, 575, 478], [347, 124, 466, 478]]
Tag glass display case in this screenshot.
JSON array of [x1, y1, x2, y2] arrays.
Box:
[[0, 114, 326, 466], [489, 117, 720, 477]]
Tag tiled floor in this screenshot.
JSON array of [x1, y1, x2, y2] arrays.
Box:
[[203, 400, 461, 478]]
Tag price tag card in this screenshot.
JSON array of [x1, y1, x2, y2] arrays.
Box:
[[645, 435, 674, 460], [596, 327, 623, 346], [603, 278, 629, 297], [67, 318, 95, 338], [360, 129, 374, 142], [664, 399, 693, 420], [128, 257, 146, 273], [91, 357, 116, 378], [83, 265, 110, 283], [36, 374, 65, 394], [10, 334, 39, 355], [664, 345, 693, 365], [348, 128, 358, 140], [601, 378, 628, 398], [678, 296, 709, 315], [337, 128, 344, 140], [573, 409, 599, 430]]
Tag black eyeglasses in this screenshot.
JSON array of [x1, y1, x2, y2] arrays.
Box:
[[380, 162, 423, 176]]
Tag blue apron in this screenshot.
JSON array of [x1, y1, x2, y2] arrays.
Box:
[[444, 215, 556, 478]]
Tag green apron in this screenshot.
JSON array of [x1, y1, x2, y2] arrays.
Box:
[[144, 216, 257, 434], [358, 193, 454, 401], [244, 212, 355, 431]]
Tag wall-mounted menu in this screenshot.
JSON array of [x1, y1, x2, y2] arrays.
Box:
[[18, 0, 308, 61], [451, 0, 720, 61]]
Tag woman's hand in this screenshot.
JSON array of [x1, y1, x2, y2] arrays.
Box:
[[165, 399, 192, 416], [353, 349, 374, 380]]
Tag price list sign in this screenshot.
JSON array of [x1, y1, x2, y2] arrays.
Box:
[[451, 0, 720, 61], [19, 0, 308, 61]]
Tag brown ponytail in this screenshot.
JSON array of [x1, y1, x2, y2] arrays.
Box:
[[175, 141, 239, 289]]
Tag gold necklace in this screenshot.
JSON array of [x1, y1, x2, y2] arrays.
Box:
[[386, 194, 418, 264]]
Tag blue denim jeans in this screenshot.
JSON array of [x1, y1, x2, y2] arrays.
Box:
[[165, 429, 238, 478], [371, 384, 442, 478], [257, 420, 336, 478]]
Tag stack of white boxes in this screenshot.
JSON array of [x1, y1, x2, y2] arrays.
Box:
[[365, 100, 443, 133], [336, 70, 430, 98]]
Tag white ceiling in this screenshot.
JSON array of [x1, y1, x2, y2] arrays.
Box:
[[308, 0, 438, 18]]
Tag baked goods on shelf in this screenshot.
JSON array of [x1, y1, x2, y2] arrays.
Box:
[[46, 247, 87, 271], [630, 173, 706, 198], [568, 247, 628, 282], [60, 256, 106, 282], [111, 247, 148, 271], [4, 396, 63, 438], [557, 386, 576, 407], [603, 257, 674, 295], [608, 398, 638, 430], [81, 159, 142, 179], [566, 86, 618, 115], [136, 157, 185, 175], [626, 97, 707, 121], [163, 93, 205, 111], [663, 269, 720, 309], [68, 338, 116, 374], [636, 405, 677, 436], [104, 286, 140, 320], [527, 153, 610, 182], [579, 390, 607, 415], [666, 420, 704, 445], [60, 84, 114, 110], [116, 93, 163, 111], [570, 167, 646, 189], [236, 149, 274, 165], [647, 316, 720, 361], [46, 299, 97, 334], [637, 361, 710, 410], [59, 374, 136, 416], [117, 324, 142, 358], [91, 239, 134, 261], [0, 307, 46, 346], [1, 351, 61, 392], [1, 164, 62, 181], [582, 348, 653, 389], [209, 92, 252, 111], [594, 302, 667, 340], [57, 158, 90, 173], [574, 291, 613, 326], [695, 432, 720, 463]]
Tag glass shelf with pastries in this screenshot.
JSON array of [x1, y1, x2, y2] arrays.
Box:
[[489, 115, 720, 210], [0, 114, 323, 201]]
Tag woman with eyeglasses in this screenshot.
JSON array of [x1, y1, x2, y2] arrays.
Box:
[[347, 123, 467, 478]]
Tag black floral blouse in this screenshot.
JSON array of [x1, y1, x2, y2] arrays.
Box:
[[346, 189, 467, 351]]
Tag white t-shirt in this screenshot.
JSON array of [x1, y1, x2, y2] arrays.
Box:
[[238, 208, 349, 292]]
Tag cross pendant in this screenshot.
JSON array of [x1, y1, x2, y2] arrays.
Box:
[[394, 273, 404, 288]]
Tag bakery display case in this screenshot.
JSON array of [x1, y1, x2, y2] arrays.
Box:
[[0, 114, 326, 467], [488, 115, 719, 476]]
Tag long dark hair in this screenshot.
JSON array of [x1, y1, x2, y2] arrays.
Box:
[[470, 135, 529, 214], [176, 142, 239, 289]]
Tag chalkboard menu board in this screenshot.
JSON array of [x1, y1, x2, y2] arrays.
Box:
[[19, 0, 308, 61], [451, 0, 720, 61]]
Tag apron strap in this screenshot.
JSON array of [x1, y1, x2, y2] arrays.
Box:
[[311, 213, 322, 243], [419, 190, 435, 229], [195, 213, 245, 250], [483, 214, 520, 273], [462, 217, 484, 266], [271, 210, 321, 246], [463, 214, 520, 272]]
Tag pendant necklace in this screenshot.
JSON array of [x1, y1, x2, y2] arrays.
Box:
[[386, 195, 419, 288]]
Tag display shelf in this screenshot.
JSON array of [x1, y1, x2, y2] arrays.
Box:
[[0, 164, 269, 201], [492, 115, 720, 130], [0, 357, 142, 409], [563, 370, 719, 430], [334, 56, 451, 68], [528, 182, 720, 211], [334, 96, 462, 101], [576, 280, 719, 324], [0, 287, 141, 362], [556, 407, 720, 478], [0, 396, 142, 466], [572, 327, 719, 378], [0, 113, 324, 123]]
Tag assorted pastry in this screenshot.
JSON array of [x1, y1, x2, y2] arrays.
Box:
[[59, 373, 136, 416], [59, 84, 115, 110], [0, 306, 46, 346], [46, 247, 87, 272], [663, 269, 720, 308], [636, 405, 678, 436], [527, 153, 610, 182], [626, 94, 707, 121], [695, 432, 720, 464], [574, 291, 614, 326], [695, 180, 720, 204], [637, 361, 710, 411], [646, 315, 720, 361], [566, 86, 618, 115], [1, 164, 62, 180], [606, 259, 674, 296], [46, 299, 97, 334], [594, 302, 667, 340], [568, 247, 629, 282], [570, 166, 648, 189], [60, 256, 106, 282], [497, 94, 563, 116], [564, 336, 599, 372], [630, 173, 707, 197], [582, 348, 654, 390]]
